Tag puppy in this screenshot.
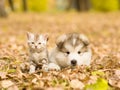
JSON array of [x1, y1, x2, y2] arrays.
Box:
[[49, 33, 92, 68]]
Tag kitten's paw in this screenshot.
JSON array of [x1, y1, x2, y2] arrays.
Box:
[[47, 63, 61, 71], [29, 65, 36, 74]]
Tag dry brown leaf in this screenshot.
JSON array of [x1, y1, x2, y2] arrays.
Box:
[[46, 87, 63, 90], [108, 70, 120, 88], [115, 70, 120, 79], [39, 81, 44, 87], [109, 78, 120, 88], [0, 72, 7, 79], [1, 80, 14, 88], [87, 76, 98, 85], [7, 85, 19, 90], [32, 78, 38, 84], [70, 79, 85, 89]]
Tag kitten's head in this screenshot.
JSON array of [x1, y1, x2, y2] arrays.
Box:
[[27, 32, 48, 52]]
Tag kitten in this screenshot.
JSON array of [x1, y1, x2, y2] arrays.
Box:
[[27, 32, 49, 73]]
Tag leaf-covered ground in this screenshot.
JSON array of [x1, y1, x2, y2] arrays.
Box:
[[0, 12, 120, 90]]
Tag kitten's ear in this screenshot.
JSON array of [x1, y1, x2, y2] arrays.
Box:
[[43, 33, 49, 41], [79, 34, 89, 46], [56, 34, 67, 49], [27, 32, 34, 40]]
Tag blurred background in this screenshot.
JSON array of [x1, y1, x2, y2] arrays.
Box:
[[0, 0, 120, 47], [0, 0, 120, 17], [0, 1, 120, 90]]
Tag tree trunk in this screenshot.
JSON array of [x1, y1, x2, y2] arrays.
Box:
[[119, 0, 120, 10], [84, 0, 91, 10], [79, 0, 91, 11], [0, 0, 7, 17], [66, 0, 72, 10], [66, 0, 80, 10], [22, 0, 27, 11], [67, 0, 91, 11], [8, 0, 15, 11], [75, 0, 80, 11]]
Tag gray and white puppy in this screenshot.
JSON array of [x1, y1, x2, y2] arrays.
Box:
[[49, 33, 92, 68]]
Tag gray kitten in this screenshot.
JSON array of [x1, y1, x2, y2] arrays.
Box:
[[27, 32, 49, 73]]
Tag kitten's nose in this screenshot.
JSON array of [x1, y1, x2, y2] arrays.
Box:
[[35, 46, 37, 48]]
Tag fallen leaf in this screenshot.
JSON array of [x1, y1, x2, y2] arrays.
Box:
[[85, 78, 108, 90], [70, 79, 84, 89], [1, 80, 14, 88], [115, 70, 120, 79], [46, 87, 63, 90], [0, 72, 7, 79], [32, 78, 38, 84], [7, 85, 19, 90]]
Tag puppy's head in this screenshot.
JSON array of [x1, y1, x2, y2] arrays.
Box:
[[56, 33, 90, 66]]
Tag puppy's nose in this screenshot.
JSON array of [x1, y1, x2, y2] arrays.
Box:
[[71, 60, 77, 66]]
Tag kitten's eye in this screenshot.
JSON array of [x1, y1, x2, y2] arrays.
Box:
[[31, 42, 34, 44], [66, 52, 70, 55], [38, 42, 41, 44], [78, 51, 81, 54]]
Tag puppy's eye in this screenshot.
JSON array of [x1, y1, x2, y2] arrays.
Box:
[[66, 52, 70, 55], [31, 42, 34, 44], [78, 51, 81, 54], [38, 42, 41, 44]]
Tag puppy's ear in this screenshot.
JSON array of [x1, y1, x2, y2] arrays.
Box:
[[56, 34, 67, 49], [27, 32, 34, 40], [79, 34, 89, 46]]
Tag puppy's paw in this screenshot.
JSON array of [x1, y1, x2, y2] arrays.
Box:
[[47, 63, 61, 71], [42, 64, 49, 72]]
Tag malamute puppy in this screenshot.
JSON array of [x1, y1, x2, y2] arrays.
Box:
[[49, 33, 92, 68]]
